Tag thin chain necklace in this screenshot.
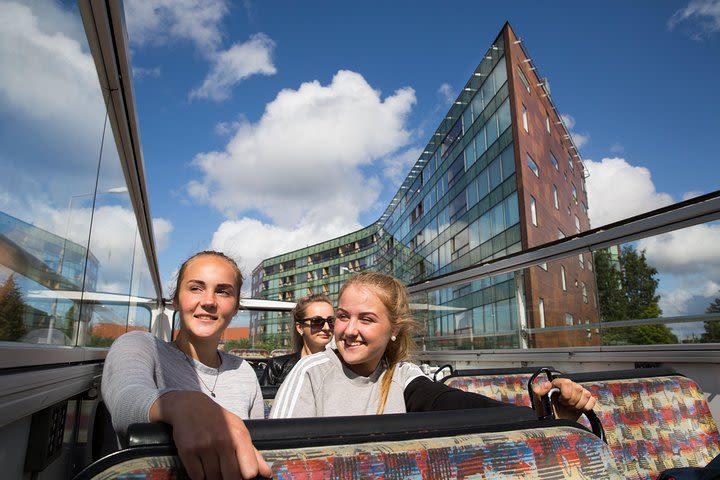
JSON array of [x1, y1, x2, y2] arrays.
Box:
[[177, 343, 221, 398]]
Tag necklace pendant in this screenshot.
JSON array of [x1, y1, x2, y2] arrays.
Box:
[[210, 392, 216, 398]]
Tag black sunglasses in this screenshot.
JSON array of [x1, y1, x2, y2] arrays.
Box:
[[299, 316, 335, 329]]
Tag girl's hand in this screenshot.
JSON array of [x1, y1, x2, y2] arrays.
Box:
[[532, 378, 597, 421], [150, 391, 272, 479]]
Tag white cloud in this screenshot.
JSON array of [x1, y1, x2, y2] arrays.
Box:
[[559, 113, 589, 149], [190, 34, 276, 102], [124, 0, 276, 100], [668, 0, 720, 40], [659, 279, 719, 317], [0, 1, 104, 159], [639, 223, 720, 276], [215, 119, 243, 136], [610, 143, 624, 153], [382, 147, 423, 185], [209, 217, 363, 286], [585, 156, 719, 320], [153, 218, 174, 251], [585, 157, 674, 227], [560, 114, 576, 129], [0, 0, 131, 212], [438, 83, 455, 105], [570, 132, 590, 148], [189, 70, 416, 226], [682, 191, 705, 201], [123, 0, 227, 52], [133, 66, 161, 79]]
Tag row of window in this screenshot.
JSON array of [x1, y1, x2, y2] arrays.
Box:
[[261, 235, 377, 278], [432, 296, 518, 337], [537, 298, 592, 329], [463, 57, 508, 136], [389, 55, 510, 231]]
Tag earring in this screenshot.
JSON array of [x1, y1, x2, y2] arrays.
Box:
[[391, 335, 397, 342]]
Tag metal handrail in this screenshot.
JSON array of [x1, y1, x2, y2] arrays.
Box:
[[408, 190, 720, 294]]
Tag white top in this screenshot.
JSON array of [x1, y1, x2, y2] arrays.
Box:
[[270, 348, 424, 418]]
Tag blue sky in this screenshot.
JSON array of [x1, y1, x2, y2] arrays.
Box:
[[118, 1, 720, 312]]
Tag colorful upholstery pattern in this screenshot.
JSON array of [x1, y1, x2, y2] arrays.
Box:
[[81, 455, 186, 479], [443, 373, 542, 407], [264, 398, 273, 418], [264, 426, 623, 479], [78, 426, 621, 479], [581, 375, 720, 480]]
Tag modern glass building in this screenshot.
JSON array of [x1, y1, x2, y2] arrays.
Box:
[[251, 23, 598, 349]]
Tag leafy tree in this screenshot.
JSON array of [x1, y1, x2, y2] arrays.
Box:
[[594, 246, 676, 345], [223, 334, 289, 353], [0, 275, 27, 341], [224, 339, 252, 351], [701, 296, 720, 342], [622, 247, 661, 320], [593, 249, 625, 322]]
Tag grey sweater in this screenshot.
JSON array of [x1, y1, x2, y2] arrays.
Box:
[[270, 348, 424, 418], [102, 331, 263, 439]]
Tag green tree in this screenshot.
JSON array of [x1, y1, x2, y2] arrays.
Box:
[[224, 339, 252, 351], [223, 334, 289, 353], [0, 275, 28, 341], [594, 249, 626, 321], [594, 246, 676, 345], [701, 296, 720, 342]]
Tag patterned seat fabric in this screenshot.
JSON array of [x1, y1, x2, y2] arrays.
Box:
[[264, 426, 622, 479], [443, 373, 547, 407], [75, 426, 622, 479], [580, 375, 720, 480]]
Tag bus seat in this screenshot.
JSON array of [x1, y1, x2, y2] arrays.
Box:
[[566, 367, 720, 480], [261, 385, 279, 419], [441, 366, 555, 407], [73, 407, 622, 479]]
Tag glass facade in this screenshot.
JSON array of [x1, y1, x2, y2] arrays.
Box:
[[251, 24, 598, 349]]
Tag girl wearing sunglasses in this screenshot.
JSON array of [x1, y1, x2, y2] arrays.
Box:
[[260, 294, 334, 386], [270, 272, 596, 422]]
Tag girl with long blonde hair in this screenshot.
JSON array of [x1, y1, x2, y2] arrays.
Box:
[[271, 271, 597, 420]]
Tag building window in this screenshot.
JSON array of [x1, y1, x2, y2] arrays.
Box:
[[568, 154, 574, 172], [561, 265, 566, 291], [538, 298, 546, 328], [578, 253, 585, 269], [518, 67, 531, 92], [550, 151, 559, 170], [522, 104, 529, 132], [539, 262, 547, 271], [581, 282, 588, 303], [572, 183, 578, 203], [558, 229, 565, 239], [575, 215, 581, 233], [530, 195, 537, 226], [527, 154, 539, 177], [553, 185, 559, 209], [546, 111, 551, 133], [565, 313, 574, 326]]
